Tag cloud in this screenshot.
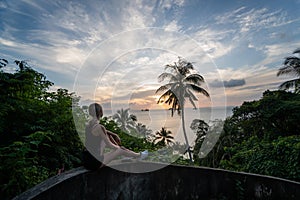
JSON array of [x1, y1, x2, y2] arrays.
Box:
[[215, 7, 289, 33], [1, 0, 300, 108], [257, 41, 300, 67], [236, 81, 281, 91], [210, 79, 246, 88], [0, 37, 17, 47], [164, 20, 182, 32], [192, 28, 234, 59], [157, 0, 185, 10], [0, 0, 8, 9], [224, 79, 246, 88]]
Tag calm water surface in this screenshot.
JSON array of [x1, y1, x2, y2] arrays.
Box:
[[132, 107, 234, 135]]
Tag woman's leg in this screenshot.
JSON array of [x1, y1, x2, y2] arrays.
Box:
[[102, 148, 140, 165]]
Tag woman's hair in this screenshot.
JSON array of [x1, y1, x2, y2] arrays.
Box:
[[88, 103, 103, 119]]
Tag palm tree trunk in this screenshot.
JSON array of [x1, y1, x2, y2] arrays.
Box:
[[181, 104, 193, 164]]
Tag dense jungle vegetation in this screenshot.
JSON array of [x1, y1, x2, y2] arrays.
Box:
[[0, 58, 299, 199]]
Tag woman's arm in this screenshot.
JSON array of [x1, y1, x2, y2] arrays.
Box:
[[92, 125, 120, 149], [106, 130, 121, 145]]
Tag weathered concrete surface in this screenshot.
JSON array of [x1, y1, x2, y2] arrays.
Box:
[[14, 162, 300, 200]]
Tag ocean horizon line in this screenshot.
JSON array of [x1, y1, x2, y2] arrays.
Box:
[[103, 105, 236, 112]]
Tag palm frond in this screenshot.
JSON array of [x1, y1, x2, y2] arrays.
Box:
[[293, 48, 300, 54], [130, 114, 137, 121], [277, 66, 294, 76], [283, 56, 300, 64], [155, 83, 173, 94], [187, 84, 210, 97], [172, 98, 181, 116], [0, 59, 8, 68], [157, 89, 173, 103], [185, 88, 198, 100], [277, 65, 300, 77], [165, 95, 174, 105], [187, 94, 197, 109], [184, 62, 194, 71], [158, 72, 177, 82], [279, 78, 300, 92], [165, 135, 174, 139], [184, 74, 205, 85], [283, 57, 300, 70], [164, 64, 177, 72], [153, 137, 161, 143], [158, 89, 180, 116]]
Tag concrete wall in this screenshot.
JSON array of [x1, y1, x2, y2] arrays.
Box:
[[14, 162, 300, 200]]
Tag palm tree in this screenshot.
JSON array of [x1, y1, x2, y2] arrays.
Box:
[[154, 127, 174, 145], [277, 48, 300, 93], [156, 57, 209, 163], [135, 123, 152, 138], [112, 108, 137, 133]]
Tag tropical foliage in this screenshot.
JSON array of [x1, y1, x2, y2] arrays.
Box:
[[190, 119, 209, 141], [194, 90, 300, 181], [100, 116, 157, 153], [277, 48, 300, 93], [220, 135, 300, 181], [0, 60, 83, 199], [190, 119, 209, 163], [156, 57, 209, 162]]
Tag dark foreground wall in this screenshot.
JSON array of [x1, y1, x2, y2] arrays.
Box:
[[14, 162, 300, 200]]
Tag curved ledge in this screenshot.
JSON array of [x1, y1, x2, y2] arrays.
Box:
[[14, 162, 300, 200]]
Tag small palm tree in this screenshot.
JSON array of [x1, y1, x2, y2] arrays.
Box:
[[112, 108, 137, 133], [277, 48, 300, 93], [135, 123, 152, 138], [156, 57, 209, 162], [154, 127, 174, 145]]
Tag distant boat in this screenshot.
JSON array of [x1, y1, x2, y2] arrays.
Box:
[[141, 109, 149, 111]]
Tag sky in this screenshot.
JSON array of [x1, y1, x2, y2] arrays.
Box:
[[1, 0, 300, 111]]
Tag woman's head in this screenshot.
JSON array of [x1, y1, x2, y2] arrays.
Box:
[[88, 103, 103, 119]]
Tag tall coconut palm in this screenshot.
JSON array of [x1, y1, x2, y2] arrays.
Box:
[[112, 108, 137, 133], [156, 57, 209, 163], [154, 127, 174, 145], [277, 48, 300, 93]]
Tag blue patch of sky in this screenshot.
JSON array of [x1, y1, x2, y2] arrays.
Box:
[[214, 42, 265, 70], [41, 69, 76, 90]]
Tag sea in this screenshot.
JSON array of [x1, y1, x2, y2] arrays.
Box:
[[105, 106, 235, 145]]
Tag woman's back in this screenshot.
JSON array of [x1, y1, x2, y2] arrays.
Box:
[[85, 119, 102, 156]]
